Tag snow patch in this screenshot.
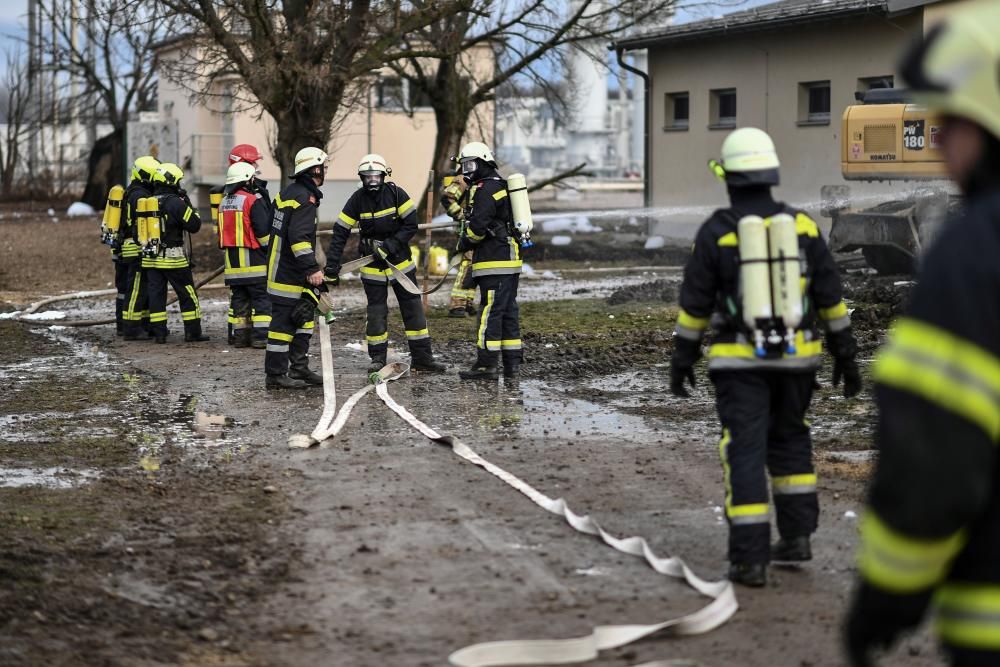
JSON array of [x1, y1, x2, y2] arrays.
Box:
[[644, 236, 665, 250], [541, 216, 602, 234], [67, 202, 96, 216], [550, 235, 572, 246]]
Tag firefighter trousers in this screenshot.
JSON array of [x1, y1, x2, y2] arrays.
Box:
[[229, 283, 271, 343], [146, 266, 203, 338], [121, 259, 150, 337], [473, 273, 522, 368], [113, 258, 128, 334], [362, 268, 432, 363], [264, 296, 315, 377], [710, 370, 818, 565]]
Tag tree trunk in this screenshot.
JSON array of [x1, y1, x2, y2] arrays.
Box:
[[81, 130, 123, 208], [271, 107, 336, 188]]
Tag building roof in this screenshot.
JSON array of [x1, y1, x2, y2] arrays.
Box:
[[613, 0, 938, 50]]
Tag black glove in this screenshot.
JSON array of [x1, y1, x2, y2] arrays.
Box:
[[381, 236, 405, 263], [844, 581, 931, 667], [323, 265, 341, 286], [670, 337, 702, 398], [359, 237, 383, 256], [833, 357, 862, 398]]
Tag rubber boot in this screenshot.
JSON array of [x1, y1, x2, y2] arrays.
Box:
[[233, 328, 252, 349], [772, 536, 812, 563], [265, 374, 308, 390], [411, 354, 447, 373], [728, 563, 767, 588], [250, 337, 267, 350], [368, 355, 387, 374], [449, 307, 468, 318], [503, 362, 520, 378], [289, 347, 323, 385], [184, 324, 210, 343], [459, 363, 499, 381], [448, 296, 468, 318]]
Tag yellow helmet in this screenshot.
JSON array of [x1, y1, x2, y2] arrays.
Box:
[[899, 1, 1000, 141], [717, 127, 780, 186], [155, 163, 184, 186], [293, 146, 329, 176], [132, 155, 160, 183]]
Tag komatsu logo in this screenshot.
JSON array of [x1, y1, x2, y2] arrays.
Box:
[[868, 153, 896, 161]]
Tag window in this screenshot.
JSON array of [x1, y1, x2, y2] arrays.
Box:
[[857, 75, 894, 92], [409, 84, 433, 110], [376, 78, 405, 110], [709, 88, 736, 129], [798, 80, 831, 125], [664, 92, 689, 130]]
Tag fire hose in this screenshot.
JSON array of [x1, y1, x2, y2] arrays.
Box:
[[288, 316, 738, 666], [11, 264, 226, 327]]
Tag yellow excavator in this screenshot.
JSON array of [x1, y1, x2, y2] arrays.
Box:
[[821, 88, 954, 274]]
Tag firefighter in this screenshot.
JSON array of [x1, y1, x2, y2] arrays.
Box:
[[669, 127, 861, 587], [121, 155, 160, 340], [323, 153, 446, 374], [211, 144, 272, 344], [454, 142, 523, 381], [845, 5, 1000, 665], [143, 163, 209, 344], [219, 161, 272, 349], [441, 170, 476, 318], [264, 146, 328, 390]]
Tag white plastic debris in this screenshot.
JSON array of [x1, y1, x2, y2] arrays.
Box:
[[47, 208, 56, 216], [844, 510, 858, 519], [550, 235, 572, 246], [67, 202, 96, 216], [344, 342, 365, 352], [644, 236, 666, 250], [608, 315, 615, 319]]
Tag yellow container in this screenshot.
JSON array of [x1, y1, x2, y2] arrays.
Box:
[[409, 244, 420, 270], [428, 245, 449, 276]]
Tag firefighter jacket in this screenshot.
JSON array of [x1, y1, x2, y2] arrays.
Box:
[[141, 186, 202, 270], [853, 188, 1000, 653], [458, 171, 521, 278], [325, 183, 417, 280], [267, 174, 323, 305], [120, 178, 152, 260], [219, 185, 272, 285], [675, 200, 851, 371]]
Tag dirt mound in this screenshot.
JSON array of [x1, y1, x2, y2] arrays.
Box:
[[605, 279, 677, 306], [843, 275, 914, 350]]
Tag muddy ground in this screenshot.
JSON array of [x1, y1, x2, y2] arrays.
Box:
[[1, 211, 938, 666]]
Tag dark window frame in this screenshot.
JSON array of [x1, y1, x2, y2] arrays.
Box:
[[664, 91, 689, 131], [709, 88, 737, 129]]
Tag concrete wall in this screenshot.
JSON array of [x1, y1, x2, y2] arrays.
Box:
[[646, 10, 924, 214]]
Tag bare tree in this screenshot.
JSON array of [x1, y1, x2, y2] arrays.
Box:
[[0, 47, 32, 198], [156, 0, 472, 183], [34, 0, 163, 206], [392, 0, 678, 209]]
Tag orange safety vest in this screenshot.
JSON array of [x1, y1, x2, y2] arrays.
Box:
[[218, 190, 261, 249]]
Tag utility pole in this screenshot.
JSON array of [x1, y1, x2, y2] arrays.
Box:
[[27, 0, 38, 180]]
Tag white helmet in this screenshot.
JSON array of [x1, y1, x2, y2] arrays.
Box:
[[456, 141, 495, 165], [358, 153, 391, 176], [293, 146, 329, 176], [225, 161, 256, 186], [719, 128, 780, 186]]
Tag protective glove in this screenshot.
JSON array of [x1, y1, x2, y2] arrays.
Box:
[[833, 357, 862, 398], [844, 581, 931, 667], [359, 237, 382, 257], [323, 265, 341, 286], [381, 236, 405, 263], [670, 337, 702, 398]]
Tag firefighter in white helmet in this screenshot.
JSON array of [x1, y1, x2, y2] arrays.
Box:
[[845, 4, 1000, 664], [324, 153, 446, 373], [670, 127, 859, 587], [454, 141, 523, 380], [264, 146, 328, 390]]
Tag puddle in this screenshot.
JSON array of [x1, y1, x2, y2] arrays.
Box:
[[0, 466, 100, 488]]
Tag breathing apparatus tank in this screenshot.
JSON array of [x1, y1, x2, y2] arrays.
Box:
[[101, 185, 125, 246], [738, 214, 804, 357], [767, 214, 803, 354], [137, 196, 162, 258], [506, 173, 534, 248], [210, 190, 223, 242]]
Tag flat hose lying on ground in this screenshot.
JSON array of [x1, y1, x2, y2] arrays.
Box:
[[11, 265, 226, 327], [286, 317, 739, 666]]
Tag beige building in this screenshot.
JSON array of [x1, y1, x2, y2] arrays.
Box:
[[154, 44, 494, 222], [614, 0, 967, 215]]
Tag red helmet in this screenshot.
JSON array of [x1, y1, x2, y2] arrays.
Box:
[[228, 144, 264, 165]]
